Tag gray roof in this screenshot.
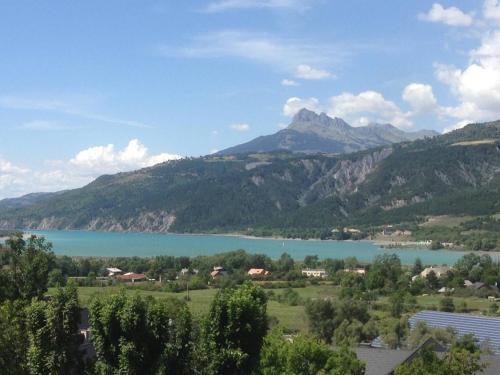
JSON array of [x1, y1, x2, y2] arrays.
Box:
[[355, 347, 414, 375], [409, 310, 500, 354]]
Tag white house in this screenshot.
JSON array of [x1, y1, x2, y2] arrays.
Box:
[[412, 266, 452, 281], [106, 267, 123, 277], [302, 269, 328, 278]]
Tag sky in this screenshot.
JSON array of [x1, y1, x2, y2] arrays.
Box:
[[1, 0, 500, 199]]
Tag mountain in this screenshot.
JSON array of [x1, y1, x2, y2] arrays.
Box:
[[0, 192, 65, 210], [0, 120, 498, 235], [218, 109, 439, 155]]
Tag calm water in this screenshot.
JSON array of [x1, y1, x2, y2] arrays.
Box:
[[26, 230, 494, 265]]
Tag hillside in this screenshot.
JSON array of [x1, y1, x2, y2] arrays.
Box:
[[0, 120, 499, 236], [218, 109, 438, 155]]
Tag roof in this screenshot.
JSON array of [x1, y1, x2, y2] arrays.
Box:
[[117, 273, 146, 281], [106, 267, 122, 273], [408, 310, 500, 354], [248, 268, 268, 275], [355, 347, 414, 375]]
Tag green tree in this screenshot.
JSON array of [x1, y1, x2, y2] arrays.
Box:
[[440, 297, 455, 312], [200, 283, 268, 375], [2, 234, 55, 301], [412, 258, 423, 276], [25, 284, 83, 375], [90, 292, 193, 374], [0, 300, 29, 374], [305, 299, 336, 343], [277, 253, 294, 273], [260, 330, 364, 375]]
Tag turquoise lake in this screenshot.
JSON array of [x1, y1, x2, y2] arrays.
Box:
[[27, 230, 497, 265]]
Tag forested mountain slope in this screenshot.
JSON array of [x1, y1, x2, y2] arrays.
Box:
[[0, 120, 499, 235]]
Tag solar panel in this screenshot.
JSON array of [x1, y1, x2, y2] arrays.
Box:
[[408, 310, 500, 354]]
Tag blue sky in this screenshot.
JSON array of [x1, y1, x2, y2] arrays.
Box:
[[1, 0, 500, 198]]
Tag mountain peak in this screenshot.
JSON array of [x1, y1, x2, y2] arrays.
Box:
[[292, 108, 320, 123]]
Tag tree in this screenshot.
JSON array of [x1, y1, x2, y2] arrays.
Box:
[[412, 258, 423, 276], [260, 330, 364, 375], [440, 297, 455, 312], [0, 300, 29, 374], [426, 271, 440, 290], [200, 283, 268, 375], [25, 285, 83, 374], [2, 234, 55, 301], [305, 299, 336, 343], [277, 253, 294, 273], [304, 255, 319, 269], [366, 254, 402, 291], [90, 292, 193, 374]]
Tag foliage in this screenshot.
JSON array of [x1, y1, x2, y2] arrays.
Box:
[[260, 329, 364, 375], [25, 285, 83, 374], [200, 283, 268, 375], [89, 292, 193, 374]]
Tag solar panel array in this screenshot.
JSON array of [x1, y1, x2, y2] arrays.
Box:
[[408, 310, 500, 354]]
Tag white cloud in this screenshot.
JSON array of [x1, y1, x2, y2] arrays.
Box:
[[281, 79, 299, 86], [70, 139, 181, 174], [418, 3, 473, 26], [402, 83, 438, 113], [161, 30, 343, 76], [0, 140, 181, 199], [443, 119, 472, 134], [277, 123, 288, 129], [294, 64, 333, 80], [282, 97, 320, 117], [435, 30, 500, 123], [484, 0, 500, 20], [204, 0, 309, 13], [230, 123, 250, 132], [328, 91, 412, 129]]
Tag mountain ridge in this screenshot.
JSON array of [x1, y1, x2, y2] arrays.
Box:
[[218, 109, 439, 155], [0, 120, 498, 235]]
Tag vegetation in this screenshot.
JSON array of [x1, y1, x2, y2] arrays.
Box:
[[1, 234, 499, 374], [1, 121, 499, 246]]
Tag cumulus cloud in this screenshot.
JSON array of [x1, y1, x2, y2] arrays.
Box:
[[294, 64, 333, 80], [328, 91, 412, 129], [70, 139, 181, 175], [402, 83, 438, 113], [282, 97, 320, 117], [0, 140, 181, 199], [230, 123, 250, 132], [443, 119, 472, 134], [435, 30, 500, 123], [204, 0, 310, 13], [281, 79, 299, 86], [418, 3, 473, 26], [484, 0, 500, 20]]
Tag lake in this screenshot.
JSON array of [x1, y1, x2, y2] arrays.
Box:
[[26, 230, 494, 265]]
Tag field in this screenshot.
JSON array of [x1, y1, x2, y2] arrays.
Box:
[[50, 283, 496, 334]]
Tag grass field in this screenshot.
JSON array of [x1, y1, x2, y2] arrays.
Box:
[[50, 283, 496, 334]]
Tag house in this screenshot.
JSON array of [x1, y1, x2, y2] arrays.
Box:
[[106, 267, 123, 277], [344, 268, 366, 275], [437, 287, 454, 293], [301, 269, 328, 278], [464, 280, 474, 287], [344, 227, 361, 234], [382, 225, 394, 236], [247, 268, 270, 277], [78, 308, 96, 361], [211, 266, 227, 279], [116, 272, 146, 282], [359, 337, 446, 375], [412, 266, 452, 281]]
